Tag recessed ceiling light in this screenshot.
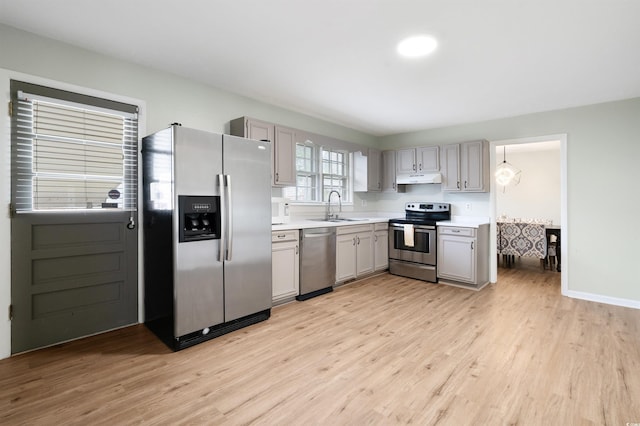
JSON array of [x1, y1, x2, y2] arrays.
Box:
[[397, 35, 438, 58]]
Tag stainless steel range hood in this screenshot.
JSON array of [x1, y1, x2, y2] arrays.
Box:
[[396, 172, 442, 185]]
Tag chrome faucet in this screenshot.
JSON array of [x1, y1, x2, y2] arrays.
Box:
[[326, 190, 342, 220]]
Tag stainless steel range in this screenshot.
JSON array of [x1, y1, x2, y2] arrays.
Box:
[[388, 202, 451, 282]]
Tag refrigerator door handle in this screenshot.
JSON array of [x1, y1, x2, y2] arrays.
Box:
[[217, 173, 226, 262], [225, 174, 233, 261]]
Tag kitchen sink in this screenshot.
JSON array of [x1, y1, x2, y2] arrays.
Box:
[[309, 218, 367, 223]]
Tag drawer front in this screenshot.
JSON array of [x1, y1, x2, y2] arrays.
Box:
[[272, 230, 299, 243], [336, 224, 374, 235], [374, 222, 389, 231], [439, 226, 475, 237]]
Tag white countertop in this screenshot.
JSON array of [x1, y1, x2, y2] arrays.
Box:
[[273, 215, 489, 231], [272, 216, 391, 231], [436, 216, 490, 228]]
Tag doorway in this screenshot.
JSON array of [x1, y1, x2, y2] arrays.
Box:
[[489, 135, 568, 295]]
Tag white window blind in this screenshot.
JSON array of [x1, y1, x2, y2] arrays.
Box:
[[11, 83, 138, 213]]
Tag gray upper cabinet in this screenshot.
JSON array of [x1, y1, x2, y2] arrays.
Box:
[[396, 148, 417, 174], [441, 144, 460, 191], [460, 140, 487, 191], [417, 146, 440, 172], [354, 148, 382, 192], [273, 126, 296, 186], [230, 116, 272, 143], [246, 117, 274, 142], [396, 146, 440, 175], [230, 117, 296, 187], [367, 148, 382, 192], [441, 140, 489, 192], [381, 150, 401, 192]]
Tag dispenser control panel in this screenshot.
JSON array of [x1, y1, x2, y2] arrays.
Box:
[[178, 195, 221, 242]]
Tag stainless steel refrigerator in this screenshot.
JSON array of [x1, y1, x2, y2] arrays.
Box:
[[142, 124, 272, 350]]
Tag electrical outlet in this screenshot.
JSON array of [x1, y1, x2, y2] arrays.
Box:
[[465, 203, 472, 211]]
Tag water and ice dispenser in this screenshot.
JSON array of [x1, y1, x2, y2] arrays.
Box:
[[178, 195, 221, 242]]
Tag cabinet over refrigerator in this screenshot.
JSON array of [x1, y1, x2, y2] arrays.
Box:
[[142, 125, 272, 350]]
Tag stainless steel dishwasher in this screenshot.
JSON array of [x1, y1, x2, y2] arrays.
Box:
[[297, 227, 336, 301]]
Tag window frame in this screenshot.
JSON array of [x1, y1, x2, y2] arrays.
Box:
[[284, 141, 352, 204]]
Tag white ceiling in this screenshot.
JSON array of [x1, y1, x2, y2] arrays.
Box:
[[1, 0, 639, 136]]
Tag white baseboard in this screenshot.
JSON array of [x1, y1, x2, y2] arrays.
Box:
[[564, 289, 640, 310]]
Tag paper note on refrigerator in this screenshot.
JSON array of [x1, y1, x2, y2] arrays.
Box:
[[403, 224, 414, 247]]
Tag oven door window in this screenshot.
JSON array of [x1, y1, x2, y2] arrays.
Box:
[[392, 228, 431, 253]]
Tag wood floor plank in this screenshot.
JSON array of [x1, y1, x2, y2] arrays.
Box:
[[1, 267, 639, 425]]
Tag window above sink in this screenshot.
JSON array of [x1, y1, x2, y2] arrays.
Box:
[[282, 140, 352, 204]]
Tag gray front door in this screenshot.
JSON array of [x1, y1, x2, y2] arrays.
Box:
[[10, 80, 139, 354], [11, 212, 138, 353]]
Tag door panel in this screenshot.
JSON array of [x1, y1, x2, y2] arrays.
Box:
[[222, 135, 272, 321], [273, 126, 296, 186], [356, 232, 374, 276], [11, 212, 137, 353], [442, 144, 460, 191], [396, 149, 416, 174], [173, 128, 224, 336], [462, 141, 483, 191]]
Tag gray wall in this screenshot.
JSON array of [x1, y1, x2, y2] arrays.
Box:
[[0, 24, 377, 359], [1, 22, 639, 359], [379, 98, 640, 305]]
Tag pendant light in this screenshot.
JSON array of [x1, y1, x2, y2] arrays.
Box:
[[495, 146, 521, 190]]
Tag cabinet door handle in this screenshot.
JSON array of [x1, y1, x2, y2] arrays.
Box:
[[295, 245, 299, 255], [413, 164, 416, 171], [457, 181, 461, 189], [277, 234, 286, 239], [464, 180, 468, 188], [353, 237, 356, 246], [357, 236, 361, 245], [393, 182, 396, 189], [275, 172, 279, 182], [374, 235, 378, 242], [419, 163, 422, 171], [471, 241, 474, 250]]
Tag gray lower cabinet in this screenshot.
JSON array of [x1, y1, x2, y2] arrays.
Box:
[[271, 230, 299, 304], [437, 224, 489, 289], [373, 222, 389, 271], [336, 224, 374, 283]]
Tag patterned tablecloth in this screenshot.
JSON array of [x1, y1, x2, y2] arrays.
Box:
[[497, 222, 547, 259]]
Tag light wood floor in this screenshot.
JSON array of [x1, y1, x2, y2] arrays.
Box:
[[2, 268, 639, 425]]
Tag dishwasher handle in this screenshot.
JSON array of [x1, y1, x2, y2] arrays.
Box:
[[304, 231, 334, 238]]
